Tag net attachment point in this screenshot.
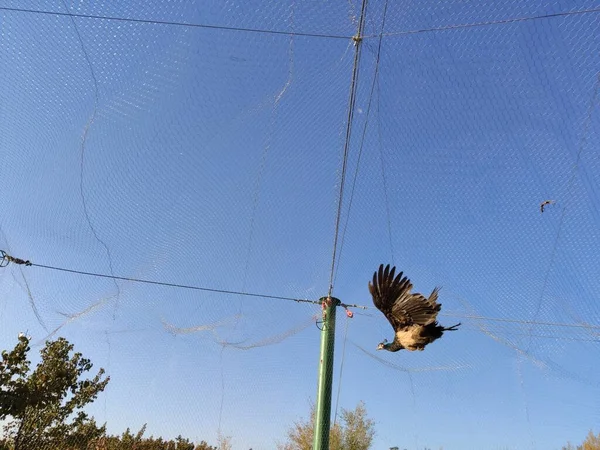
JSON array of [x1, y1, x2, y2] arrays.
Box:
[[0, 250, 32, 268], [317, 296, 354, 320]]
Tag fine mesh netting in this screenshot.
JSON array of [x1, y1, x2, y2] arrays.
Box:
[[0, 1, 599, 449]]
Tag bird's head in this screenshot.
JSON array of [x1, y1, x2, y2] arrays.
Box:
[[376, 339, 388, 350]]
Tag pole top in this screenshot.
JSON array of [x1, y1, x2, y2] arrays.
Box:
[[318, 296, 341, 306], [318, 297, 354, 318]]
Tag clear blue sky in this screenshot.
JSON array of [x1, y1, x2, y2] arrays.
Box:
[[1, 1, 600, 449]]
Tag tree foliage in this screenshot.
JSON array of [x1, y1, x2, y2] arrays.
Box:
[[0, 334, 109, 449], [0, 335, 224, 450], [0, 334, 218, 449], [563, 430, 600, 450], [279, 401, 375, 450], [216, 432, 232, 450], [96, 424, 217, 450]]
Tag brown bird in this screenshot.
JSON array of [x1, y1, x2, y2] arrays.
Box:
[[540, 200, 555, 213], [369, 264, 460, 352]]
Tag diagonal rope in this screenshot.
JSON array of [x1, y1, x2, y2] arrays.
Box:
[[13, 268, 48, 333], [332, 315, 350, 427], [212, 314, 318, 350], [440, 312, 600, 331], [60, 0, 122, 320], [237, 3, 296, 325], [363, 7, 600, 38], [375, 74, 395, 266], [0, 250, 369, 309], [0, 229, 48, 333], [516, 354, 536, 450], [525, 70, 600, 354], [28, 261, 321, 305], [6, 252, 596, 330], [327, 0, 369, 298], [333, 0, 389, 285], [0, 6, 351, 40], [217, 345, 226, 437], [350, 340, 471, 372], [333, 6, 388, 429]]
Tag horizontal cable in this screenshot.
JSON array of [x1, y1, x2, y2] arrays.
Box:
[[2, 251, 595, 327], [0, 6, 351, 40], [363, 7, 600, 38], [440, 312, 600, 331], [30, 262, 321, 305], [335, 305, 600, 330], [458, 328, 599, 343], [4, 6, 596, 42], [0, 251, 368, 309], [31, 261, 600, 326], [513, 333, 599, 342]]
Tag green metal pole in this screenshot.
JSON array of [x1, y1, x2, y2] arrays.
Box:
[[313, 296, 339, 450]]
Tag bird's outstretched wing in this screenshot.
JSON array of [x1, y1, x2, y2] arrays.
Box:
[[393, 288, 441, 326], [369, 264, 441, 330], [369, 264, 412, 330]]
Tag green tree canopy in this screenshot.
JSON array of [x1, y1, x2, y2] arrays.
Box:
[[0, 334, 109, 449], [0, 335, 221, 449]]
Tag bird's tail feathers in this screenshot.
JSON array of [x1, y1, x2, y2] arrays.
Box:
[[444, 322, 461, 331]]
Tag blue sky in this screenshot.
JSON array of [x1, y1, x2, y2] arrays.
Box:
[[1, 1, 600, 449]]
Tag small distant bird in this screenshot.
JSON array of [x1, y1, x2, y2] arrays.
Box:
[[540, 200, 555, 213], [369, 264, 460, 352]]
